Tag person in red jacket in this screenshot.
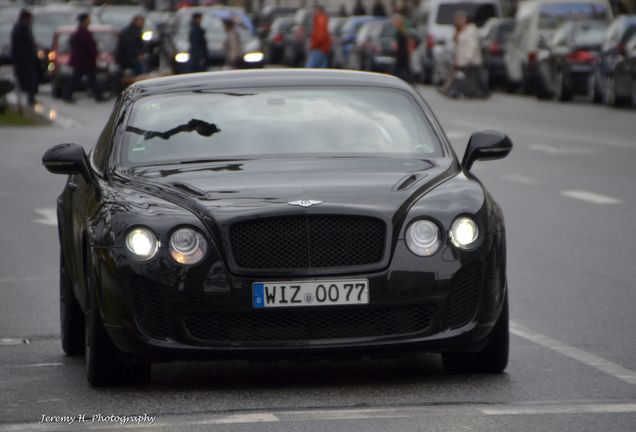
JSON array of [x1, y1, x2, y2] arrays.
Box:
[[64, 13, 103, 102], [305, 5, 331, 68]]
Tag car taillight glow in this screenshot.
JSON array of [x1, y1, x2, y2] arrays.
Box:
[[273, 33, 283, 43], [528, 51, 537, 63], [48, 51, 56, 61], [489, 41, 501, 55], [426, 34, 435, 49], [567, 50, 597, 63]]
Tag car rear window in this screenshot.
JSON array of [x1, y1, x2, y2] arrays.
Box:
[[436, 3, 498, 27], [120, 87, 443, 167], [538, 3, 609, 30], [573, 23, 607, 45]]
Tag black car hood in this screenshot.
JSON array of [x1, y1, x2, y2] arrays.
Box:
[[129, 158, 456, 214]]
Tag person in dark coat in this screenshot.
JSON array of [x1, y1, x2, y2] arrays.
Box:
[[116, 15, 146, 76], [189, 12, 208, 73], [10, 9, 38, 105], [392, 14, 412, 83], [64, 14, 103, 102], [372, 0, 387, 16]]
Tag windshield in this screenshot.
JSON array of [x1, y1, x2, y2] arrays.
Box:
[[573, 24, 606, 45], [178, 14, 252, 42], [436, 3, 498, 27], [539, 3, 609, 30], [32, 12, 78, 46], [120, 87, 442, 167], [57, 31, 118, 54]]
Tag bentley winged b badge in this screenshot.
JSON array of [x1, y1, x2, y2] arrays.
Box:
[[287, 200, 323, 208]]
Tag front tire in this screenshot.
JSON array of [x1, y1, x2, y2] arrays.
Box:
[[60, 251, 85, 356], [442, 293, 509, 374], [85, 268, 150, 386]]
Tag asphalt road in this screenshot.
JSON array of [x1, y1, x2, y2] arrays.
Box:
[[0, 81, 635, 432]]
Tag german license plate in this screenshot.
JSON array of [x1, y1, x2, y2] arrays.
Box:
[[252, 280, 369, 309]]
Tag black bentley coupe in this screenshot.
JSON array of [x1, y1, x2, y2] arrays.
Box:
[[43, 69, 512, 386]]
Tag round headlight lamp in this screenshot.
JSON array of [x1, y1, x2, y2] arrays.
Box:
[[169, 228, 207, 265], [125, 227, 159, 261], [450, 217, 479, 249], [405, 219, 441, 257]]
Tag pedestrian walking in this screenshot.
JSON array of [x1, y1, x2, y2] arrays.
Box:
[[189, 12, 208, 73], [10, 9, 38, 106], [64, 14, 103, 102], [441, 11, 489, 98], [305, 5, 331, 68], [223, 18, 242, 70], [372, 0, 387, 17], [116, 15, 146, 76], [392, 14, 412, 83], [353, 0, 367, 15]]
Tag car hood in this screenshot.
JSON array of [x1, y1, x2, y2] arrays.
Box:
[[128, 158, 456, 216]]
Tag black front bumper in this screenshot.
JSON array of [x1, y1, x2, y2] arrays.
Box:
[[93, 233, 506, 363]]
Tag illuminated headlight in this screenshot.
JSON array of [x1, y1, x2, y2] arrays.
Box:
[[37, 49, 45, 60], [450, 217, 479, 249], [125, 227, 159, 261], [243, 52, 264, 63], [405, 220, 441, 257], [169, 227, 207, 265], [141, 30, 153, 41], [175, 52, 190, 63]]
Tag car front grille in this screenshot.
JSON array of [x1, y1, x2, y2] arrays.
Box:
[[447, 265, 482, 329], [183, 305, 435, 343], [129, 277, 169, 340], [229, 215, 386, 270]]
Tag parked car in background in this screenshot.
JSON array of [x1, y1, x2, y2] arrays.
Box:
[[266, 16, 294, 64], [355, 20, 396, 73], [48, 25, 118, 99], [92, 5, 161, 71], [32, 5, 88, 82], [593, 15, 636, 106], [416, 0, 502, 84], [505, 0, 612, 95], [336, 16, 386, 69], [282, 7, 337, 67], [480, 17, 514, 88], [165, 7, 263, 73], [328, 16, 346, 67], [254, 5, 295, 39], [536, 20, 607, 100]]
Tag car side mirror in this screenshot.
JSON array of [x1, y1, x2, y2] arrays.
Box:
[[462, 131, 512, 171], [42, 143, 93, 182]]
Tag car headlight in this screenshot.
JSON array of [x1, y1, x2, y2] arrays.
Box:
[[243, 52, 264, 63], [175, 52, 190, 63], [169, 227, 207, 265], [141, 30, 153, 41], [405, 220, 441, 257], [450, 217, 479, 249], [125, 227, 159, 261]]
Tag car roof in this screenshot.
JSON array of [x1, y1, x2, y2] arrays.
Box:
[[130, 69, 415, 96], [55, 24, 117, 33]]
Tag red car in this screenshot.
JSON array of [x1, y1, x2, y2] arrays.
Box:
[[48, 24, 118, 99]]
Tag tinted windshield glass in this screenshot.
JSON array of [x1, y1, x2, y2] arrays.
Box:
[[539, 3, 609, 30], [57, 31, 118, 53], [121, 88, 442, 167], [436, 3, 497, 27], [573, 24, 606, 45], [33, 12, 78, 46]]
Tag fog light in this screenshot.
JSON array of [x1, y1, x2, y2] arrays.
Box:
[[169, 227, 207, 265]]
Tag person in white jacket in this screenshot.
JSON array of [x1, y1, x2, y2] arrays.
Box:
[[441, 11, 489, 98]]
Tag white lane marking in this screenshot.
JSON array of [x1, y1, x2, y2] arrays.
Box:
[[500, 174, 540, 185], [482, 402, 636, 416], [511, 322, 636, 385], [0, 338, 29, 346], [33, 208, 57, 226], [196, 413, 279, 425], [0, 276, 57, 283], [560, 190, 623, 205], [529, 143, 598, 155]]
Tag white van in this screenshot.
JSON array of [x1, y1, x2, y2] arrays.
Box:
[[505, 0, 612, 93], [416, 0, 502, 83]]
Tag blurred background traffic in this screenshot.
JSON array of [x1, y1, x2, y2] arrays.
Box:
[[1, 0, 635, 117]]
